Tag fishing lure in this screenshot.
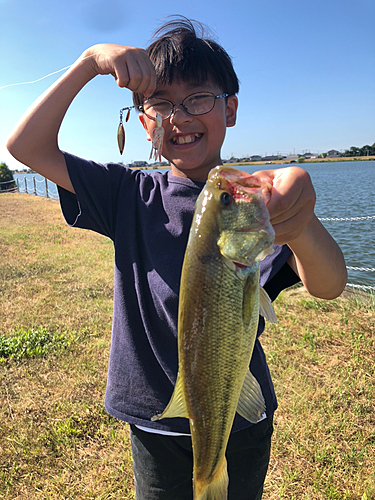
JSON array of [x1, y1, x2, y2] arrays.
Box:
[[117, 107, 164, 160], [149, 113, 164, 162], [117, 107, 131, 155]]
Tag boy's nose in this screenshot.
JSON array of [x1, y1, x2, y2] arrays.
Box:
[[169, 105, 194, 124]]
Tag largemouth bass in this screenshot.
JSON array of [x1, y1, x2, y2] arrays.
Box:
[[152, 166, 276, 499]]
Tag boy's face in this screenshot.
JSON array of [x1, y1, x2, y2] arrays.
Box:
[[139, 81, 238, 182]]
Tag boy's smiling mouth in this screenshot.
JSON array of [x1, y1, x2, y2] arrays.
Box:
[[172, 133, 202, 145]]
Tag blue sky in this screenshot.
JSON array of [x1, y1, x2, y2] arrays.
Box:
[[1, 0, 374, 170]]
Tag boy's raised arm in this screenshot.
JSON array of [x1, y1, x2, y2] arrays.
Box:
[[6, 44, 156, 193]]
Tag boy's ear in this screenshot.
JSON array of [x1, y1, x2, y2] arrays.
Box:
[[226, 95, 238, 128], [139, 114, 152, 141]]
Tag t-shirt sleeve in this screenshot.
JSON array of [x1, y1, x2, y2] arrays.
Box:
[[260, 244, 300, 301], [57, 152, 137, 240]]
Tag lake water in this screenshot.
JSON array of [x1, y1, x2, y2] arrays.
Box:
[[238, 161, 375, 291], [14, 160, 375, 290]]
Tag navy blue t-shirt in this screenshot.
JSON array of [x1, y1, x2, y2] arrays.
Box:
[[58, 152, 299, 434]]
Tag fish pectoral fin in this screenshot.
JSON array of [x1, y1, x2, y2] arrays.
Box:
[[151, 374, 189, 421], [236, 369, 266, 423], [259, 286, 277, 324]]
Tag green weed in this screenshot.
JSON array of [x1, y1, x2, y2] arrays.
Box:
[[0, 327, 80, 361]]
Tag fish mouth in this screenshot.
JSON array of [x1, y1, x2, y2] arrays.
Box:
[[171, 133, 202, 145], [234, 262, 249, 269], [223, 258, 252, 279]]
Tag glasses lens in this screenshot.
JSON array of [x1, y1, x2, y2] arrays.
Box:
[[184, 93, 215, 115], [143, 99, 172, 120]]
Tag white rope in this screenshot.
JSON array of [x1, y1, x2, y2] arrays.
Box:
[[346, 283, 375, 291], [47, 193, 59, 200], [318, 215, 375, 221], [347, 266, 375, 273]]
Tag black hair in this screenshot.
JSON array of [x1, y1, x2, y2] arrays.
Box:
[[132, 16, 239, 107]]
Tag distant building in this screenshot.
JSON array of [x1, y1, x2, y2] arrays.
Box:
[[250, 155, 262, 162], [262, 155, 279, 161], [133, 161, 149, 167], [303, 153, 319, 159], [285, 154, 299, 163], [327, 149, 343, 158]]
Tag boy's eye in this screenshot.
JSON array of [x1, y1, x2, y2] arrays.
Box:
[[186, 94, 214, 114], [143, 99, 172, 119], [153, 101, 170, 109], [189, 94, 211, 104]]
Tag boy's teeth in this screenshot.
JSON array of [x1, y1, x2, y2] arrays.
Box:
[[173, 133, 201, 144]]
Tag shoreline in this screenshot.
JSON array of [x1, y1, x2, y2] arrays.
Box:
[[12, 155, 375, 175], [223, 155, 375, 167], [134, 155, 375, 171]]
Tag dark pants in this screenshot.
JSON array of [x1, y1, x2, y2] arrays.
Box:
[[130, 415, 273, 500]]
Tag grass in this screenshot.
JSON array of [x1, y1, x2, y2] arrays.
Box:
[[262, 288, 375, 500], [1, 193, 374, 499]]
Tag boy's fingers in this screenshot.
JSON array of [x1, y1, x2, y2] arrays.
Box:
[[130, 59, 156, 95], [114, 49, 156, 95], [267, 168, 315, 219], [143, 68, 157, 98], [252, 167, 316, 243], [133, 51, 157, 96]]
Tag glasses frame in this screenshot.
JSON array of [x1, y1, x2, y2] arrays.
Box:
[[139, 91, 229, 121]]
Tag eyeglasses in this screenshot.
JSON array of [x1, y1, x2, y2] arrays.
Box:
[[140, 91, 229, 121]]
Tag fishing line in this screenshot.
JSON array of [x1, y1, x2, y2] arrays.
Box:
[[0, 65, 72, 90], [0, 55, 94, 91]]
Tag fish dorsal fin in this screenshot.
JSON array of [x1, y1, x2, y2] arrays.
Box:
[[151, 373, 189, 422], [259, 286, 277, 324], [236, 369, 266, 423]]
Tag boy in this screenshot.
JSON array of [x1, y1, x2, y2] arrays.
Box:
[[7, 17, 347, 500]]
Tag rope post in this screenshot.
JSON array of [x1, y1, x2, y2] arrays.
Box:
[[24, 177, 27, 194], [33, 176, 37, 195], [45, 177, 49, 198]]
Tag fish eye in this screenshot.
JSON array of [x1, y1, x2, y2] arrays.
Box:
[[220, 192, 232, 206]]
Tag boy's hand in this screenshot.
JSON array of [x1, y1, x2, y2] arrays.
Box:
[[254, 166, 347, 299], [82, 44, 157, 97], [253, 167, 316, 245]]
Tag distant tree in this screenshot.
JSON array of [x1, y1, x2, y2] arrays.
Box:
[[0, 162, 15, 192], [359, 144, 373, 156], [344, 143, 375, 157], [297, 157, 305, 163]]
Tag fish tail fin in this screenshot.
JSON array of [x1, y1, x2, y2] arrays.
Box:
[[194, 459, 228, 500]]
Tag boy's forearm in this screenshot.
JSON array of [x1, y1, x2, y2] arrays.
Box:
[[287, 215, 347, 299]]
